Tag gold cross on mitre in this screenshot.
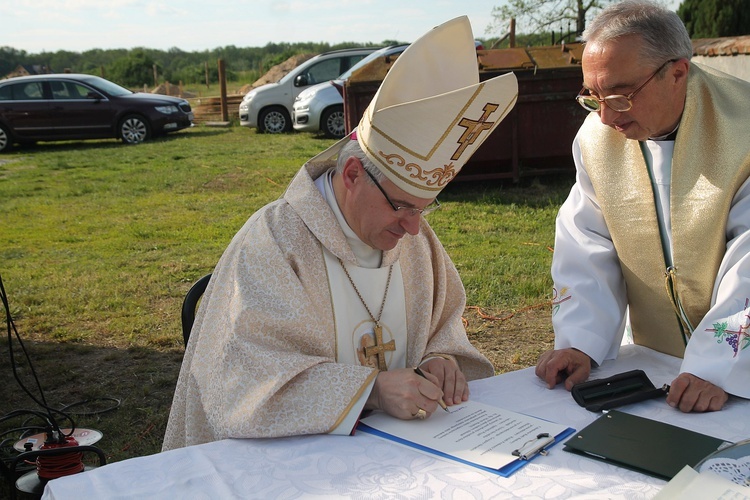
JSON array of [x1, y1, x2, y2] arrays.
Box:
[[451, 102, 500, 160], [363, 324, 396, 371]]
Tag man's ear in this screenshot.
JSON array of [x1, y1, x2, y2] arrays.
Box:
[[341, 157, 363, 190], [670, 58, 690, 86]]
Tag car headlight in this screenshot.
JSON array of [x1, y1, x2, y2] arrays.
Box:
[[243, 91, 257, 102], [296, 88, 318, 105], [155, 105, 179, 114]]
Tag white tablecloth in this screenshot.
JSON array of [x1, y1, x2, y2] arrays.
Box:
[[42, 345, 749, 499]]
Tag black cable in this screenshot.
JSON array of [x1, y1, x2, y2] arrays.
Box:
[[1, 273, 119, 492], [60, 398, 121, 416], [1, 273, 73, 440], [0, 402, 120, 486]]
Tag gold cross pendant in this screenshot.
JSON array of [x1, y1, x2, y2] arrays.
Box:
[[363, 324, 396, 371]]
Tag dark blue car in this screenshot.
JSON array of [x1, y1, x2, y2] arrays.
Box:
[[0, 73, 193, 152]]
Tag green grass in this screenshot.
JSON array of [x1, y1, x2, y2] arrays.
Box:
[[1, 128, 320, 348], [437, 179, 566, 307], [0, 126, 573, 476]]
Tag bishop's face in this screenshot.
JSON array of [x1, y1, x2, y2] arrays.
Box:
[[341, 159, 430, 251], [581, 35, 688, 141]]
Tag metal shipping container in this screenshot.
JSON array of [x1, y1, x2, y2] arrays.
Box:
[[343, 43, 589, 181]]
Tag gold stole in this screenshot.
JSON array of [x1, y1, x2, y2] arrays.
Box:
[[578, 63, 750, 358]]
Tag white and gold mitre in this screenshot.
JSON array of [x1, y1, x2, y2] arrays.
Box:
[[310, 16, 518, 197], [357, 16, 518, 197]]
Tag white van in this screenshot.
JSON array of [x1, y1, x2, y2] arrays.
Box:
[[238, 48, 377, 134]]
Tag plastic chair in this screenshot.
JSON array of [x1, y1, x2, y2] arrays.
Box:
[[180, 274, 211, 346]]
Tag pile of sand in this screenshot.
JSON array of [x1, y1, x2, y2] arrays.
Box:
[[237, 53, 315, 95]]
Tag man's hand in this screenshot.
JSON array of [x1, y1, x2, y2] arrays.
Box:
[[365, 368, 442, 419], [535, 348, 592, 390], [419, 357, 469, 406], [667, 373, 728, 412]]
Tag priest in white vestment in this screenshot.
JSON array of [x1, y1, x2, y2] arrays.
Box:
[[163, 17, 519, 450], [536, 0, 750, 412]]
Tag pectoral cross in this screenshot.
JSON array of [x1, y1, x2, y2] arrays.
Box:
[[364, 324, 396, 371], [451, 103, 500, 160]]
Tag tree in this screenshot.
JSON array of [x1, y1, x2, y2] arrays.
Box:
[[0, 46, 28, 76], [108, 49, 159, 87], [677, 0, 750, 38], [487, 0, 614, 44], [0, 41, 385, 88]]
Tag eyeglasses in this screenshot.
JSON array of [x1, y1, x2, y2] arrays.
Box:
[[363, 168, 441, 217], [576, 59, 676, 113]]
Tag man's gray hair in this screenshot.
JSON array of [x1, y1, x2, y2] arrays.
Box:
[[583, 0, 692, 67], [335, 137, 385, 183]]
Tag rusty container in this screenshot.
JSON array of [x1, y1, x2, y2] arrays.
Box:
[[343, 43, 589, 181]]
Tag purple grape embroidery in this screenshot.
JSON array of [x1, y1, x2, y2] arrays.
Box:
[[707, 298, 750, 358]]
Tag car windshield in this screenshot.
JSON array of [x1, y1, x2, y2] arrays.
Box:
[[336, 45, 408, 81], [80, 76, 133, 97]]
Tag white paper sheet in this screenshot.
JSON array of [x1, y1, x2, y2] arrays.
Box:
[[654, 466, 750, 499], [358, 400, 572, 472]]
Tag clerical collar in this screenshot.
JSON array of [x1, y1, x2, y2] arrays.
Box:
[[316, 169, 382, 268], [649, 124, 679, 142]]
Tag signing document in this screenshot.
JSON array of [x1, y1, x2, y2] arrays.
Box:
[[358, 400, 574, 477]]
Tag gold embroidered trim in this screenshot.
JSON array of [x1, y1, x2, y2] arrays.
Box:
[[369, 84, 486, 162], [376, 152, 458, 189], [326, 369, 379, 434], [424, 353, 457, 365], [359, 85, 518, 192], [664, 266, 694, 343]]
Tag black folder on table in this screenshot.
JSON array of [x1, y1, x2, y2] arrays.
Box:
[[563, 410, 728, 480]]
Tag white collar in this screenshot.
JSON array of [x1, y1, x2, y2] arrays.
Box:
[[315, 169, 382, 268]]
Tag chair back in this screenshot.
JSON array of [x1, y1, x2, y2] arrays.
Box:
[[181, 274, 212, 346]]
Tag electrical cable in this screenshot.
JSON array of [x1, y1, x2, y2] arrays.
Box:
[[36, 436, 85, 480], [1, 273, 72, 439], [60, 397, 121, 416], [1, 272, 120, 495], [0, 272, 87, 490]]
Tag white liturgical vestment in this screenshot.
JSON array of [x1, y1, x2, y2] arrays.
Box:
[[552, 64, 750, 398], [162, 160, 494, 450]]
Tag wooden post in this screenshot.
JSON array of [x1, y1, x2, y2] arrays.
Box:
[[218, 58, 228, 122], [510, 18, 516, 48], [205, 61, 210, 89]]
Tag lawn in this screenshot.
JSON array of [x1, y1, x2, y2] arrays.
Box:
[[0, 125, 573, 479]]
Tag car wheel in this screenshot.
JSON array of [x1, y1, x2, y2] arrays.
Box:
[[0, 124, 11, 153], [259, 107, 291, 134], [119, 114, 151, 144], [321, 106, 346, 139]]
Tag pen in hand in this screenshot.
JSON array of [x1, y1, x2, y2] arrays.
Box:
[[414, 366, 449, 412]]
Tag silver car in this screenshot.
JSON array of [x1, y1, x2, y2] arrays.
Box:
[[292, 45, 408, 138], [239, 48, 377, 134]]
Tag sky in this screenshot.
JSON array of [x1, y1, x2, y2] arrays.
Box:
[[4, 0, 682, 54], [5, 0, 504, 54]]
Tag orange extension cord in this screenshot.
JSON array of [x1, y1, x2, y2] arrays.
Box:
[[36, 436, 85, 480]]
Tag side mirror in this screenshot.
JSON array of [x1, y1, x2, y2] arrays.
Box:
[[294, 74, 308, 87]]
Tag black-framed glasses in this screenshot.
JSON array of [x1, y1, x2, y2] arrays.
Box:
[[363, 168, 441, 217], [576, 59, 677, 113]]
